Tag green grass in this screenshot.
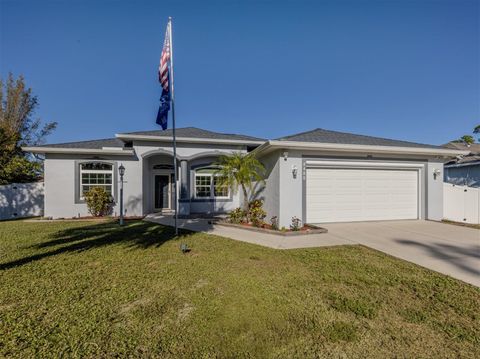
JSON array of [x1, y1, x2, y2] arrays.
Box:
[[0, 220, 479, 358]]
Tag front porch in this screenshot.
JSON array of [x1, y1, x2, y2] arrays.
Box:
[[141, 151, 242, 216]]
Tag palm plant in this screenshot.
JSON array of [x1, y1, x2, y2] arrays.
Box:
[[214, 152, 265, 210]]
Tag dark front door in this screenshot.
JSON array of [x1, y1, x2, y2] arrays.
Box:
[[154, 175, 170, 209]]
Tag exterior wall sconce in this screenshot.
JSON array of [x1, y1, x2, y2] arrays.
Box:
[[283, 151, 289, 161], [433, 168, 441, 180], [292, 165, 298, 179]]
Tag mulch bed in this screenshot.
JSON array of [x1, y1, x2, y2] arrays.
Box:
[[212, 220, 328, 236]]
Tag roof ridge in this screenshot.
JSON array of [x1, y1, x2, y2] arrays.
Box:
[[279, 127, 438, 148], [118, 127, 266, 141], [277, 128, 325, 140]]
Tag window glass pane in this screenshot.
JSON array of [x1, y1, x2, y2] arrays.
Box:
[[79, 162, 114, 200], [195, 175, 211, 197], [81, 162, 112, 171], [196, 187, 210, 197]]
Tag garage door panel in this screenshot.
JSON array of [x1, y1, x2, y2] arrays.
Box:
[[306, 168, 418, 223]]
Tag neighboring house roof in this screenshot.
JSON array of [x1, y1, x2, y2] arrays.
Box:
[[445, 154, 480, 167], [276, 128, 442, 149], [442, 142, 480, 167], [117, 127, 266, 143], [442, 141, 480, 153]]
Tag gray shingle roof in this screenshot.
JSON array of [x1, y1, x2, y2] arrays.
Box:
[[443, 141, 480, 154], [120, 127, 265, 142], [276, 128, 442, 149], [37, 138, 125, 149], [34, 127, 446, 151]]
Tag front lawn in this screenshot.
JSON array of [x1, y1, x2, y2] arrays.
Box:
[[0, 220, 478, 358]]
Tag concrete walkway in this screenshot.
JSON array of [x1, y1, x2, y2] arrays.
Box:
[[144, 214, 480, 287], [144, 213, 353, 248]]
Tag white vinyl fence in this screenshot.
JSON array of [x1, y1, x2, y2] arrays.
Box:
[[443, 183, 480, 224], [0, 182, 44, 220]]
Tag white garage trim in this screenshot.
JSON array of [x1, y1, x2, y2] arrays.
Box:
[[305, 161, 422, 224], [305, 160, 424, 169]]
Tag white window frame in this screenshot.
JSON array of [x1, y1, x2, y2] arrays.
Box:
[[79, 163, 114, 200], [194, 170, 230, 199]]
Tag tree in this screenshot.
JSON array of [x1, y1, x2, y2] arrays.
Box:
[[214, 152, 266, 210], [459, 135, 475, 146], [474, 124, 480, 142], [0, 73, 57, 184]]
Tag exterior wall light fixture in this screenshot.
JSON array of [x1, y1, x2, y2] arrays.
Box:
[[292, 165, 298, 178]]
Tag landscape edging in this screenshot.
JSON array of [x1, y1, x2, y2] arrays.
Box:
[[211, 220, 328, 236]]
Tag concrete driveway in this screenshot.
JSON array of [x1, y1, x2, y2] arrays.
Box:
[[145, 214, 479, 287], [321, 220, 480, 287]]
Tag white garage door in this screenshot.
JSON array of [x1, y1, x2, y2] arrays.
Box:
[[306, 167, 419, 223]]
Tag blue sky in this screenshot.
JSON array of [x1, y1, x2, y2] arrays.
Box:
[[1, 0, 478, 145]]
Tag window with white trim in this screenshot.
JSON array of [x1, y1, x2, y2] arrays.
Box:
[[194, 167, 229, 199], [80, 162, 113, 199]]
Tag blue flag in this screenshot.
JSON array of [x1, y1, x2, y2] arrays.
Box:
[[156, 89, 170, 130]]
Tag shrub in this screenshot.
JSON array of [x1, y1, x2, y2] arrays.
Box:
[[290, 216, 301, 231], [248, 200, 266, 227], [84, 187, 112, 217], [270, 216, 279, 230], [228, 207, 246, 224]]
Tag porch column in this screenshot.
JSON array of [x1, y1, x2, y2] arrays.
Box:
[[178, 160, 190, 216], [180, 160, 189, 199]]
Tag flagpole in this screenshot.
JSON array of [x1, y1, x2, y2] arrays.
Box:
[[168, 17, 178, 236]]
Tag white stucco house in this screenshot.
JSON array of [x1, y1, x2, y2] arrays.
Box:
[[23, 127, 467, 228]]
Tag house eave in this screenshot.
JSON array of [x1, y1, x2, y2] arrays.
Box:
[[115, 133, 265, 146], [21, 147, 135, 156], [252, 140, 470, 158]]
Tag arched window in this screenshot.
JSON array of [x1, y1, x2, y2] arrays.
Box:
[[194, 167, 229, 199], [80, 162, 113, 199]]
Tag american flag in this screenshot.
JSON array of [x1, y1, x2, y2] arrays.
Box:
[[158, 25, 170, 91], [156, 22, 171, 130]]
